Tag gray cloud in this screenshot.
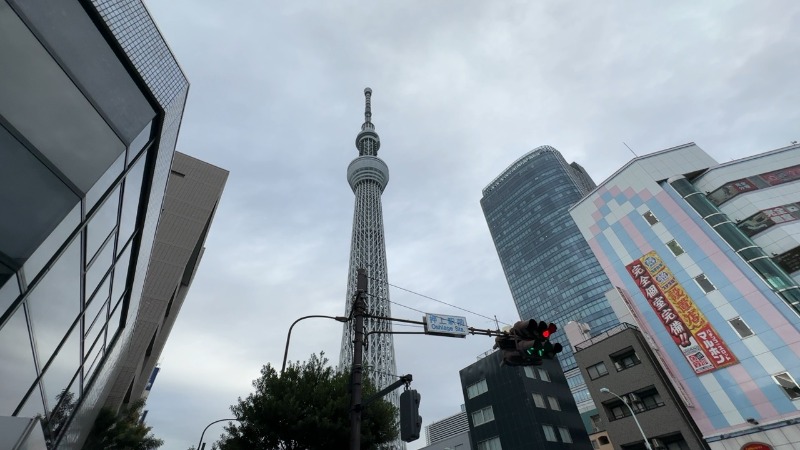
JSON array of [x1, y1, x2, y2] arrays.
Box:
[[141, 1, 800, 448]]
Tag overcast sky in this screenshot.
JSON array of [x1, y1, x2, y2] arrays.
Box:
[[140, 1, 800, 448]]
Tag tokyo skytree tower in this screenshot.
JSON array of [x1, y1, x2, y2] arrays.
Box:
[[338, 88, 401, 422]]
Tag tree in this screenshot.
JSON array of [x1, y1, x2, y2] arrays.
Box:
[[83, 398, 163, 450], [42, 389, 77, 446], [214, 352, 397, 450]]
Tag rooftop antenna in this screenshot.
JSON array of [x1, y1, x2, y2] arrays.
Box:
[[623, 142, 638, 157]]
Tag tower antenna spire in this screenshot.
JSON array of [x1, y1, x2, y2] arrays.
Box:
[[363, 87, 372, 126], [342, 86, 399, 448], [355, 87, 380, 156]]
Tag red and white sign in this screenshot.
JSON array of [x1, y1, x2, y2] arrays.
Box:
[[626, 251, 737, 374]]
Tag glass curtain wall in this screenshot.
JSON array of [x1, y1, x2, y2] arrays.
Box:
[[0, 0, 158, 445]]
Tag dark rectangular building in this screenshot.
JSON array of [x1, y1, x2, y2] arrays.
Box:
[[460, 350, 591, 449], [574, 323, 707, 450]]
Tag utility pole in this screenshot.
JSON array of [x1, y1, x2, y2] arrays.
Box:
[[349, 268, 367, 450]]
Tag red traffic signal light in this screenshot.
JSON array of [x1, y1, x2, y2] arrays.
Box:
[[498, 319, 561, 366]]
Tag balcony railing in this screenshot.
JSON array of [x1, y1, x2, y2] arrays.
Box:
[[574, 322, 639, 352]]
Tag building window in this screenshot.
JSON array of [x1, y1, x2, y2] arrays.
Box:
[[524, 366, 536, 379], [611, 349, 640, 371], [542, 425, 557, 442], [477, 436, 502, 450], [537, 368, 550, 381], [643, 210, 659, 225], [574, 387, 591, 403], [467, 379, 488, 398], [607, 387, 664, 420], [590, 414, 602, 432], [548, 396, 561, 411], [631, 388, 664, 412], [666, 239, 685, 256], [532, 393, 546, 408], [609, 404, 626, 420], [472, 406, 495, 426], [694, 274, 716, 293], [587, 361, 608, 380], [773, 372, 800, 399], [729, 317, 754, 338], [558, 427, 573, 443]]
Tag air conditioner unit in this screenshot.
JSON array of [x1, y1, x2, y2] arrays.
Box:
[[628, 393, 641, 403]]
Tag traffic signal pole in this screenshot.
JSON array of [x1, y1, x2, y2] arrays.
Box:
[[342, 269, 559, 445], [349, 268, 368, 450], [363, 374, 412, 407]]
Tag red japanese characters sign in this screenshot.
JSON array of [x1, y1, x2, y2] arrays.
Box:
[[761, 165, 800, 186], [626, 251, 737, 374]]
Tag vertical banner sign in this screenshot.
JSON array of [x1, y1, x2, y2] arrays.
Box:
[[626, 251, 737, 374]]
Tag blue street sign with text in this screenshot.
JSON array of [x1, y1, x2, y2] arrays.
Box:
[[424, 313, 468, 337]]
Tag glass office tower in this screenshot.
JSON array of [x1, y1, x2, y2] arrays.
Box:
[[480, 146, 619, 413], [0, 0, 188, 448]]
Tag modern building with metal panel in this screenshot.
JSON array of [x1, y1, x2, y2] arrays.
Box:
[[459, 350, 592, 450], [569, 142, 800, 449], [105, 152, 227, 410], [338, 89, 402, 447], [573, 323, 708, 449], [419, 430, 471, 450], [425, 410, 470, 445], [480, 145, 619, 423], [0, 0, 189, 447]]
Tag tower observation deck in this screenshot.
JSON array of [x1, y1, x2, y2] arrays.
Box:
[[338, 88, 401, 445]]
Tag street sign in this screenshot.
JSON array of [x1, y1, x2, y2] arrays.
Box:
[[423, 313, 468, 338]]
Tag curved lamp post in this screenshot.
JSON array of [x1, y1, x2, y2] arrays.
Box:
[[197, 418, 240, 450], [599, 387, 653, 450], [281, 315, 349, 374]]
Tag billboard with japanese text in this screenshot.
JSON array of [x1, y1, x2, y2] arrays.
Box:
[[626, 251, 737, 374], [707, 163, 800, 206]]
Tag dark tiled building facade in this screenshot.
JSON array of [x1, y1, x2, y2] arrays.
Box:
[[460, 351, 591, 450], [575, 324, 707, 450]]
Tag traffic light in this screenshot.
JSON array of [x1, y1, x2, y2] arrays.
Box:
[[535, 322, 563, 360], [498, 319, 563, 366], [540, 341, 564, 359], [494, 333, 517, 350], [538, 321, 557, 339], [511, 319, 537, 339], [514, 339, 543, 366], [400, 389, 422, 442]]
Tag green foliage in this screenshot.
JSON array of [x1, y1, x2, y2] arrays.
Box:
[[214, 352, 397, 450], [44, 389, 77, 444], [83, 398, 163, 450]]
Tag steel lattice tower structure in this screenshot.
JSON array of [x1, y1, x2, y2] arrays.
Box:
[[338, 88, 401, 432]]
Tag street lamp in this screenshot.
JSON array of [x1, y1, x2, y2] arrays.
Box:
[[281, 314, 349, 373], [599, 387, 653, 450], [197, 418, 240, 450]]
